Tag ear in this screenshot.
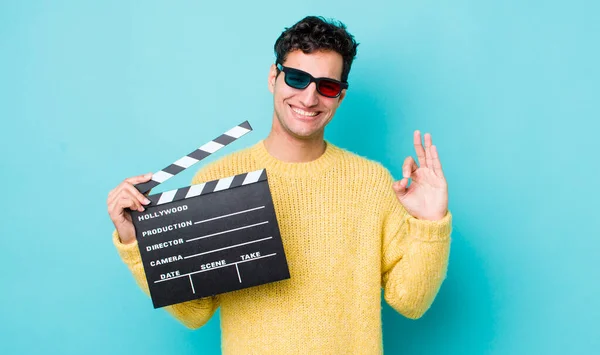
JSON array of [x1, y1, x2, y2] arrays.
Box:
[[268, 64, 278, 94]]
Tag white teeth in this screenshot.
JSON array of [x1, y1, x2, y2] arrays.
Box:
[[292, 107, 318, 117]]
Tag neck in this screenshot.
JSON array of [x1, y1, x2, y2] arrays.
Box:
[[263, 119, 326, 163]]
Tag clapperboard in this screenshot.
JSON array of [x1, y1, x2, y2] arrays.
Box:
[[130, 121, 290, 308]]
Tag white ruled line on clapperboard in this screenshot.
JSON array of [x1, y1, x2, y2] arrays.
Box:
[[142, 169, 278, 288], [131, 121, 290, 308]]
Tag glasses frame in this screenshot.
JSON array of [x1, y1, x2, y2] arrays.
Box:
[[276, 63, 349, 98]]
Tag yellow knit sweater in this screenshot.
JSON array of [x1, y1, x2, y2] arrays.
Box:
[[113, 140, 452, 354]]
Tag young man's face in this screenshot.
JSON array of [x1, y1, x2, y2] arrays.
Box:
[[268, 50, 346, 141]]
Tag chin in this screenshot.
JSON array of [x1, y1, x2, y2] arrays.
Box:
[[290, 129, 322, 140], [283, 119, 326, 139]]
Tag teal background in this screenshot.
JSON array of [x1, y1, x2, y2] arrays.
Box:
[[1, 1, 598, 354]]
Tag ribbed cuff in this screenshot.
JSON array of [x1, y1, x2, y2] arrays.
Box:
[[112, 230, 142, 266], [406, 211, 453, 242]]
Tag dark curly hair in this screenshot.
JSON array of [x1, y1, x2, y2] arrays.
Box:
[[274, 16, 359, 83]]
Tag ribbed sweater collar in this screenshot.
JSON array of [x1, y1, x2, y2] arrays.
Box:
[[250, 139, 340, 178]]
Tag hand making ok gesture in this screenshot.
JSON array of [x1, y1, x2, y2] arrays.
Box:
[[392, 131, 449, 221]]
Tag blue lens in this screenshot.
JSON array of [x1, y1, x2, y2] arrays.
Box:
[[285, 71, 310, 89]]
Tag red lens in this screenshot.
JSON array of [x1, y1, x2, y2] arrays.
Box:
[[318, 80, 342, 97]]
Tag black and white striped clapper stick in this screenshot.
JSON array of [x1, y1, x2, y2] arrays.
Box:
[[134, 121, 252, 195]]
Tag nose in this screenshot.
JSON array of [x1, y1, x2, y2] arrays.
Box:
[[298, 82, 319, 107]]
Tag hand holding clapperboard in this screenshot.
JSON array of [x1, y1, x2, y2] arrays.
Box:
[[119, 121, 290, 308]]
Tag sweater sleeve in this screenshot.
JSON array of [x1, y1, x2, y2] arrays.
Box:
[[111, 163, 231, 329], [112, 231, 220, 329], [380, 174, 452, 320]]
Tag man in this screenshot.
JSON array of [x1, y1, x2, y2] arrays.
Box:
[[108, 16, 451, 354]]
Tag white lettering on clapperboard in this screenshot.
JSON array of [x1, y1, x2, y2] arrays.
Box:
[[241, 252, 261, 261], [146, 238, 185, 251], [142, 220, 193, 237], [150, 255, 184, 267], [138, 205, 189, 222]]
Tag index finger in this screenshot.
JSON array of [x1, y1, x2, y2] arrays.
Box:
[[124, 172, 154, 185], [413, 130, 427, 168]]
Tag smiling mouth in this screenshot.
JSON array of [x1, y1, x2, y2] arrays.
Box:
[[290, 105, 321, 118]]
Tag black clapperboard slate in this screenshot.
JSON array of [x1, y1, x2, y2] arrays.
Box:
[[130, 121, 290, 308]]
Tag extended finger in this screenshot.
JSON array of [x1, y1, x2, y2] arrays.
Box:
[[124, 172, 154, 185], [424, 133, 434, 169], [413, 130, 427, 167], [402, 156, 419, 179], [108, 173, 152, 203], [431, 145, 445, 178]]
